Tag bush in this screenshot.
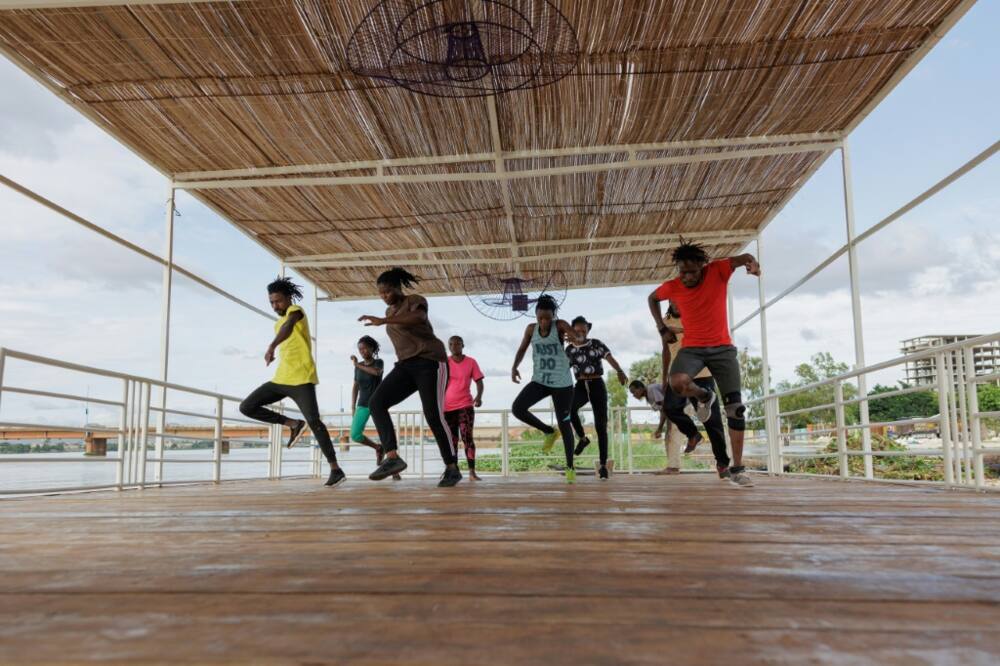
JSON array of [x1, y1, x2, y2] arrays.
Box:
[[787, 433, 944, 481]]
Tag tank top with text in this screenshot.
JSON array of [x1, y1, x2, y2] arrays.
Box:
[[531, 324, 573, 388]]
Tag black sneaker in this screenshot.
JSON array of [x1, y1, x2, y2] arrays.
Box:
[[325, 468, 346, 487], [286, 420, 306, 448], [437, 465, 463, 488], [370, 456, 407, 480], [573, 436, 591, 456], [717, 465, 731, 480], [599, 466, 609, 481], [684, 434, 703, 454]]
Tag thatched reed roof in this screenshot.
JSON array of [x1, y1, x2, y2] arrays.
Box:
[[0, 0, 969, 299]]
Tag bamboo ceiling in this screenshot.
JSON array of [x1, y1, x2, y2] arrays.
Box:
[[0, 0, 967, 299]]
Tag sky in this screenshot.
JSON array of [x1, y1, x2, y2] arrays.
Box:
[[0, 2, 998, 427]]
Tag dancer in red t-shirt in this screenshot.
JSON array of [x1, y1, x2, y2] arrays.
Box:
[[647, 241, 761, 488]]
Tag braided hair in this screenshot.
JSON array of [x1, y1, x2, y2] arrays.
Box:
[[535, 294, 559, 313], [267, 276, 304, 302], [671, 240, 709, 264], [357, 335, 380, 356], [377, 267, 421, 290]]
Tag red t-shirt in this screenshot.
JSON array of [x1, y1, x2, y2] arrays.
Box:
[[653, 259, 734, 348], [445, 356, 485, 412]]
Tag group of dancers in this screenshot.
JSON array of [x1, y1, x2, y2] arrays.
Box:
[[238, 241, 761, 488]]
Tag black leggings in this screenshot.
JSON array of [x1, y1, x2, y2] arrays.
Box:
[[239, 382, 336, 464], [570, 378, 609, 465], [368, 357, 457, 465], [664, 377, 730, 468], [512, 381, 576, 468]]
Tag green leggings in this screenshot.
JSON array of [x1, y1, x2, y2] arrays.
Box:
[[351, 407, 371, 443]]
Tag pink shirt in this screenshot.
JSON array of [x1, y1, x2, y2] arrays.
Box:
[[445, 356, 485, 412]]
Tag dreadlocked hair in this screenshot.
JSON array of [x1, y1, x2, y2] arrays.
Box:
[[377, 267, 421, 290], [671, 240, 709, 264], [357, 335, 380, 356], [266, 276, 304, 302], [535, 294, 559, 313]]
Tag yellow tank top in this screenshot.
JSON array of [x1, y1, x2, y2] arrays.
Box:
[[272, 305, 318, 386]]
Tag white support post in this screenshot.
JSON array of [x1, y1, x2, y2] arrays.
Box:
[[138, 382, 151, 488], [937, 353, 954, 487], [955, 349, 972, 485], [501, 410, 510, 478], [0, 348, 6, 417], [155, 185, 175, 483], [213, 396, 223, 483], [755, 238, 777, 474], [964, 346, 985, 489], [840, 141, 873, 479], [834, 381, 849, 478], [944, 353, 962, 484], [116, 379, 128, 489]]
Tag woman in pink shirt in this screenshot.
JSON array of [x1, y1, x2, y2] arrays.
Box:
[[444, 336, 485, 480]]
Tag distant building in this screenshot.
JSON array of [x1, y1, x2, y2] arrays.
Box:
[[901, 335, 1000, 387]]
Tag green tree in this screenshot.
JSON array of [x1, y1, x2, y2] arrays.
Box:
[[629, 352, 662, 385], [776, 352, 857, 428], [606, 369, 628, 434], [739, 349, 766, 421], [867, 383, 937, 422]]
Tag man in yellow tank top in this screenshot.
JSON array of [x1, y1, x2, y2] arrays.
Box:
[[239, 277, 343, 486]]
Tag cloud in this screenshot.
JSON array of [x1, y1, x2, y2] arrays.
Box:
[[0, 59, 81, 158]]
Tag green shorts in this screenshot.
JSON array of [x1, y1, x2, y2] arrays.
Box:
[[351, 406, 371, 443]]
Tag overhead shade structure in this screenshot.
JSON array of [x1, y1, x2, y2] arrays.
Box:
[[0, 0, 970, 299]]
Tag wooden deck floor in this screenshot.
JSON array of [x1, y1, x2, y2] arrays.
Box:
[[1, 474, 999, 665]]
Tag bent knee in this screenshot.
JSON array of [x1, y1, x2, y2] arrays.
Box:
[[238, 400, 253, 417], [669, 374, 692, 394]]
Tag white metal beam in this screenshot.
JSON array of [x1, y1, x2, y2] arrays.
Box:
[[731, 139, 999, 332], [155, 184, 174, 484], [175, 141, 840, 191], [173, 132, 843, 182], [290, 235, 755, 269], [319, 276, 678, 303], [285, 229, 751, 263], [841, 140, 873, 480], [0, 173, 277, 322]]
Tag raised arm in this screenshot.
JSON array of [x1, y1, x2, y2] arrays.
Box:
[[511, 324, 534, 383], [648, 291, 678, 346], [730, 253, 761, 276], [265, 309, 303, 365], [555, 318, 583, 344]]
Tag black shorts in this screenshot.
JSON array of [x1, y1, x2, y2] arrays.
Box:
[[670, 345, 741, 396]]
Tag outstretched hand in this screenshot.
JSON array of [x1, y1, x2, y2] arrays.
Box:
[[746, 258, 761, 276], [358, 315, 386, 327]]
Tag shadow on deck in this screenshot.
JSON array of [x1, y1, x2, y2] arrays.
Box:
[[1, 474, 998, 664]]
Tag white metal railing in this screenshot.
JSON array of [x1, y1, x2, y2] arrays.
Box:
[[746, 331, 1000, 490], [3, 334, 998, 494]]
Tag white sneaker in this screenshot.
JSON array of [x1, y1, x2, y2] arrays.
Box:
[[696, 391, 717, 422], [728, 469, 754, 488]]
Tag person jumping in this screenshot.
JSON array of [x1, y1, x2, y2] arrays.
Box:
[[359, 268, 462, 488], [239, 276, 343, 487], [647, 241, 760, 488]]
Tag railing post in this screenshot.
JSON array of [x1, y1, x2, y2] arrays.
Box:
[[156, 184, 175, 484], [626, 406, 633, 474], [834, 381, 848, 479], [964, 346, 985, 490], [0, 348, 7, 416], [419, 413, 426, 480], [501, 410, 510, 478], [116, 379, 128, 490], [213, 396, 223, 483], [138, 382, 151, 488], [937, 353, 954, 487], [765, 396, 780, 475], [955, 349, 972, 486], [943, 353, 962, 484]]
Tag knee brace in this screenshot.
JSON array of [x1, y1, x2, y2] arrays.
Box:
[[724, 392, 746, 431]]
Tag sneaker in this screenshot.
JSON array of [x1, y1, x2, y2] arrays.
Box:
[[324, 468, 346, 487], [573, 436, 591, 456], [695, 392, 717, 422], [565, 468, 576, 484], [370, 456, 407, 481], [541, 431, 559, 454], [438, 465, 463, 487], [728, 467, 754, 488], [286, 420, 306, 448], [598, 466, 609, 481], [683, 434, 703, 454], [717, 465, 731, 480]]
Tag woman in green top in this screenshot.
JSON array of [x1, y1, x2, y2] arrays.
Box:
[[511, 295, 582, 483], [350, 336, 399, 480]]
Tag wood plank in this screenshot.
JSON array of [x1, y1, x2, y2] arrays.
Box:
[[1, 475, 999, 664]]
